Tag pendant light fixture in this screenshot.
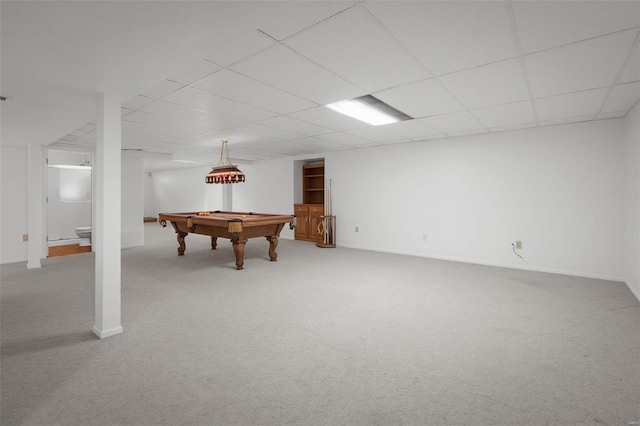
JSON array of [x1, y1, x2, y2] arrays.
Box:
[[205, 140, 245, 184]]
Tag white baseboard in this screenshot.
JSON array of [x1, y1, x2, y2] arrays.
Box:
[[338, 243, 625, 283], [1, 257, 27, 265], [48, 238, 81, 247]]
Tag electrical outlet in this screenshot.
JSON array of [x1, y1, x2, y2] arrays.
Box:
[[422, 234, 428, 241], [355, 226, 359, 233], [515, 240, 522, 249], [22, 234, 28, 242]]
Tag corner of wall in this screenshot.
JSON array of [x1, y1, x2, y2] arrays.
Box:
[[624, 101, 640, 302]]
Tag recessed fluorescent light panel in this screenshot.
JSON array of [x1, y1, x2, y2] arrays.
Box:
[[326, 95, 412, 126]]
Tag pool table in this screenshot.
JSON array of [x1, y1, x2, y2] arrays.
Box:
[[158, 211, 294, 270]]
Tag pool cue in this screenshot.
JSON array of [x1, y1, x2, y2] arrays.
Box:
[[325, 178, 329, 244], [328, 178, 332, 244]]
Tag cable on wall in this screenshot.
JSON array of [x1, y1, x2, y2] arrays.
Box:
[[512, 243, 523, 260]]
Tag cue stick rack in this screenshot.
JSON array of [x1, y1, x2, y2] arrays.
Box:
[[316, 178, 336, 248]]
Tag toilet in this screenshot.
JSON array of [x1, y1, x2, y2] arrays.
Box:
[[75, 226, 92, 246]]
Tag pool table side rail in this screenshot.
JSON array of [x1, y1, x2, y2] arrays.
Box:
[[158, 212, 294, 229]]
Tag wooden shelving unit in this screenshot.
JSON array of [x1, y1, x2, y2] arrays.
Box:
[[302, 163, 325, 205], [295, 163, 325, 242]]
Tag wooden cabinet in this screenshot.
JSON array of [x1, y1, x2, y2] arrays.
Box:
[[294, 204, 324, 242], [295, 162, 325, 242]]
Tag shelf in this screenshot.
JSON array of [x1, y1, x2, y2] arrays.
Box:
[[302, 162, 325, 205]]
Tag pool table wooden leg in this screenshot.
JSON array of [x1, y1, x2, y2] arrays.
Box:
[[176, 232, 187, 256], [211, 236, 217, 250], [231, 238, 247, 270], [266, 235, 279, 261]]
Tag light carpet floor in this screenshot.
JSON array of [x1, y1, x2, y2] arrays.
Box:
[[1, 223, 639, 425]]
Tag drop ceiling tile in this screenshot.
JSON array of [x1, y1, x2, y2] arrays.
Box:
[[259, 116, 333, 137], [597, 111, 628, 120], [315, 132, 379, 147], [230, 44, 364, 104], [256, 2, 355, 41], [525, 29, 638, 98], [74, 135, 96, 144], [346, 126, 411, 144], [163, 87, 277, 122], [488, 123, 536, 134], [422, 111, 486, 135], [125, 111, 219, 134], [122, 121, 186, 139], [618, 41, 640, 84], [260, 141, 319, 156], [512, 1, 640, 54], [293, 137, 352, 152], [288, 106, 369, 132], [204, 30, 276, 67], [535, 88, 609, 122], [171, 154, 212, 165], [228, 149, 272, 162], [601, 82, 640, 114], [193, 69, 315, 114], [472, 101, 535, 128], [285, 7, 426, 93], [188, 130, 258, 147], [232, 123, 301, 142], [68, 129, 88, 138], [375, 79, 465, 119], [367, 1, 518, 76], [141, 80, 184, 99], [448, 128, 490, 138], [381, 119, 443, 141], [539, 115, 594, 127], [439, 58, 529, 109], [139, 101, 246, 129], [122, 136, 172, 147], [122, 95, 154, 110], [80, 123, 96, 132], [122, 127, 180, 143], [168, 59, 221, 85]]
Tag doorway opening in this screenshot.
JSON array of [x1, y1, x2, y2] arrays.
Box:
[[47, 149, 93, 257]]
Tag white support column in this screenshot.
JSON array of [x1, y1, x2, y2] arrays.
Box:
[[27, 144, 44, 269], [223, 185, 233, 211], [93, 93, 123, 339]]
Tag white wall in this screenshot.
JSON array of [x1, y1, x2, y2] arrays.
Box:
[[325, 120, 625, 281], [232, 119, 624, 281], [233, 161, 296, 240], [147, 120, 626, 281], [1, 146, 29, 263], [121, 155, 144, 248], [147, 166, 224, 214], [144, 172, 155, 218], [0, 147, 147, 263], [624, 103, 640, 300]]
